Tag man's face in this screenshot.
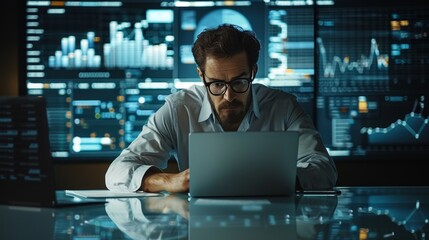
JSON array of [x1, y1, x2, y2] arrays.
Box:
[[198, 51, 254, 131]]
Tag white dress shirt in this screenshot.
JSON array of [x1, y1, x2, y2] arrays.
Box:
[[105, 84, 337, 191]]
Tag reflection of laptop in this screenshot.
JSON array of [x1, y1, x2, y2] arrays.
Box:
[[189, 197, 297, 240], [0, 96, 104, 207], [189, 131, 299, 198]]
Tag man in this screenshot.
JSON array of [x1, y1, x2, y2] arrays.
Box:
[[105, 24, 337, 193]]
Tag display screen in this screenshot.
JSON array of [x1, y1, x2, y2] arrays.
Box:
[[20, 0, 428, 161], [316, 0, 429, 159]]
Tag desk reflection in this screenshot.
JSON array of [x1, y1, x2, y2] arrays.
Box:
[[188, 197, 298, 240], [2, 187, 429, 240], [296, 195, 338, 239], [103, 194, 338, 240], [105, 195, 188, 239]]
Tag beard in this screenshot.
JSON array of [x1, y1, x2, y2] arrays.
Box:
[[216, 100, 246, 131]]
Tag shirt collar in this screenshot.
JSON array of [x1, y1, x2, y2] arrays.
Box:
[[198, 89, 213, 122], [250, 85, 261, 119], [198, 85, 261, 122]]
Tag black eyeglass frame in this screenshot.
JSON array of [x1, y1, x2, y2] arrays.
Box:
[[202, 71, 255, 96]]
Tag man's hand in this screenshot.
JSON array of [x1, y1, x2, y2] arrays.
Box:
[[141, 169, 189, 193]]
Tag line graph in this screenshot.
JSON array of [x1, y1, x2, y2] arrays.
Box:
[[317, 37, 389, 78], [360, 96, 429, 144], [359, 200, 428, 238]]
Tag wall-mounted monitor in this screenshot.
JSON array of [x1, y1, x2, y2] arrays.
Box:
[[315, 0, 429, 159], [19, 0, 428, 162]]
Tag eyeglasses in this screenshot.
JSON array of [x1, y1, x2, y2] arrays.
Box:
[[202, 72, 254, 96]]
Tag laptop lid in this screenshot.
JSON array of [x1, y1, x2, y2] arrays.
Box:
[[188, 131, 299, 198], [0, 96, 103, 207]]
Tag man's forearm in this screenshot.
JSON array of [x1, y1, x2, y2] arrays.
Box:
[[141, 172, 170, 193], [141, 169, 190, 193]]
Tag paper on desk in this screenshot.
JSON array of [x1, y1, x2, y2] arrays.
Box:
[[65, 189, 161, 198]]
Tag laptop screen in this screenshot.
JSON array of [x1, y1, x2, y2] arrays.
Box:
[[0, 96, 57, 206], [188, 131, 299, 198]]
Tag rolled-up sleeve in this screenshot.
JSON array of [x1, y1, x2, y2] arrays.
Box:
[[105, 102, 176, 192]]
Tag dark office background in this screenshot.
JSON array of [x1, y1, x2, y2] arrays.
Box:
[[1, 1, 427, 189]]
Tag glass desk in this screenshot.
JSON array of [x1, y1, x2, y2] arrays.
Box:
[[1, 186, 428, 240]]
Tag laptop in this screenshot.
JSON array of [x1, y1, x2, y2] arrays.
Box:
[[0, 96, 104, 207], [188, 131, 299, 198]]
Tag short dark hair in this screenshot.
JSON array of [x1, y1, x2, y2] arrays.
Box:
[[191, 23, 261, 71]]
